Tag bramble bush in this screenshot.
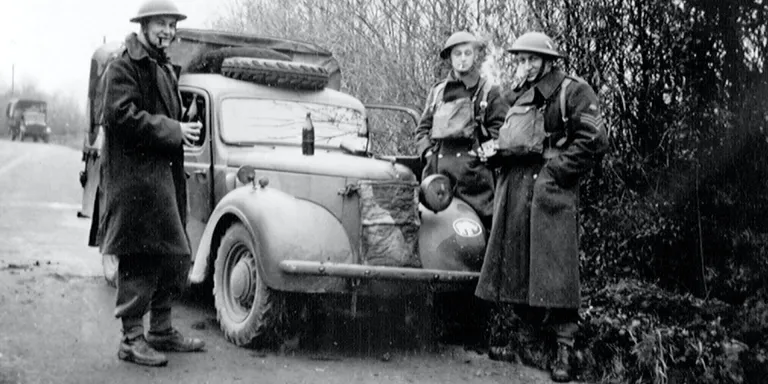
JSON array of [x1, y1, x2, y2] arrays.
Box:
[[489, 278, 768, 383]]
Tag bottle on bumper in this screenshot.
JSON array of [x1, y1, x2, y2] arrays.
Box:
[[302, 112, 315, 156]]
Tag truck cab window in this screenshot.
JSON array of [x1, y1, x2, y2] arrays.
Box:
[[181, 91, 207, 148]]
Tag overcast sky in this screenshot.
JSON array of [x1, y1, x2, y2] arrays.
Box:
[[0, 0, 221, 107]]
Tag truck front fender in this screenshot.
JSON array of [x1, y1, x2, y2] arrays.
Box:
[[418, 198, 486, 272], [189, 185, 353, 293]]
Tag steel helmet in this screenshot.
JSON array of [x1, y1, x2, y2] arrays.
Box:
[[506, 32, 562, 58], [440, 31, 483, 59], [130, 0, 187, 23]]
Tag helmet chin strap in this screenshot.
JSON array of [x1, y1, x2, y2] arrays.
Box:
[[527, 59, 553, 85], [141, 28, 159, 51]]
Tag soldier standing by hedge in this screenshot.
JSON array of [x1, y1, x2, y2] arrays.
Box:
[[475, 32, 609, 382], [93, 0, 205, 367], [415, 31, 509, 231]]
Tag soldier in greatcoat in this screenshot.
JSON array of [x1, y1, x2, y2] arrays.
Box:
[[92, 0, 205, 367], [475, 32, 609, 382]]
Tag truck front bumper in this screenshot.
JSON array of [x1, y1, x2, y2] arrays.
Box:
[[279, 260, 479, 284]]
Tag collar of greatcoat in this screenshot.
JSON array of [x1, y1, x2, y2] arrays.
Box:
[[122, 32, 182, 120], [531, 69, 567, 100], [125, 32, 170, 64]]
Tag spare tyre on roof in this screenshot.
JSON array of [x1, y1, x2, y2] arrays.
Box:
[[185, 46, 291, 74], [221, 57, 330, 90], [169, 28, 342, 90]]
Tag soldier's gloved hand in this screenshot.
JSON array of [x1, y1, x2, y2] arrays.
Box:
[[480, 150, 490, 163], [181, 121, 202, 146], [469, 148, 485, 162], [471, 140, 497, 162]]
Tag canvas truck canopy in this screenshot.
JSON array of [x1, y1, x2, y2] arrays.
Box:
[[6, 98, 47, 120], [85, 41, 124, 148]]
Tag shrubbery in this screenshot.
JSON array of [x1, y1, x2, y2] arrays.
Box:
[[573, 160, 768, 382], [489, 278, 768, 383]]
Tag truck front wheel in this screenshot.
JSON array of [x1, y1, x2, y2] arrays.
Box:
[[213, 223, 280, 348]]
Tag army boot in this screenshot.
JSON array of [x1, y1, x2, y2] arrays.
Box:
[[147, 328, 205, 352], [551, 342, 573, 382], [118, 335, 168, 367]]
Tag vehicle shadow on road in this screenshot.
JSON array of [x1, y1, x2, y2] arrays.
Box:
[[180, 287, 490, 360]]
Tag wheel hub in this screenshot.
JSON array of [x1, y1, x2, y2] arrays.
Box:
[[230, 257, 254, 307]]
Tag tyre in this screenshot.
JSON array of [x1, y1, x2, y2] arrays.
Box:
[[186, 47, 291, 74], [102, 254, 118, 287], [42, 135, 49, 143], [214, 223, 280, 347], [221, 57, 330, 90]]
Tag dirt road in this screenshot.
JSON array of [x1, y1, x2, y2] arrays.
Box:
[[0, 140, 554, 384]]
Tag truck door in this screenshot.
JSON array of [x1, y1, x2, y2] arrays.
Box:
[[182, 88, 213, 257]]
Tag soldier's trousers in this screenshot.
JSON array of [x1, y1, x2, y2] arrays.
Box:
[[114, 253, 191, 339]]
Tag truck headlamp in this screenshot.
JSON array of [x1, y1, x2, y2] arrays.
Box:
[[419, 174, 453, 213]]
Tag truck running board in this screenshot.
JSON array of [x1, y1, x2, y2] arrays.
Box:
[[279, 260, 479, 283]]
